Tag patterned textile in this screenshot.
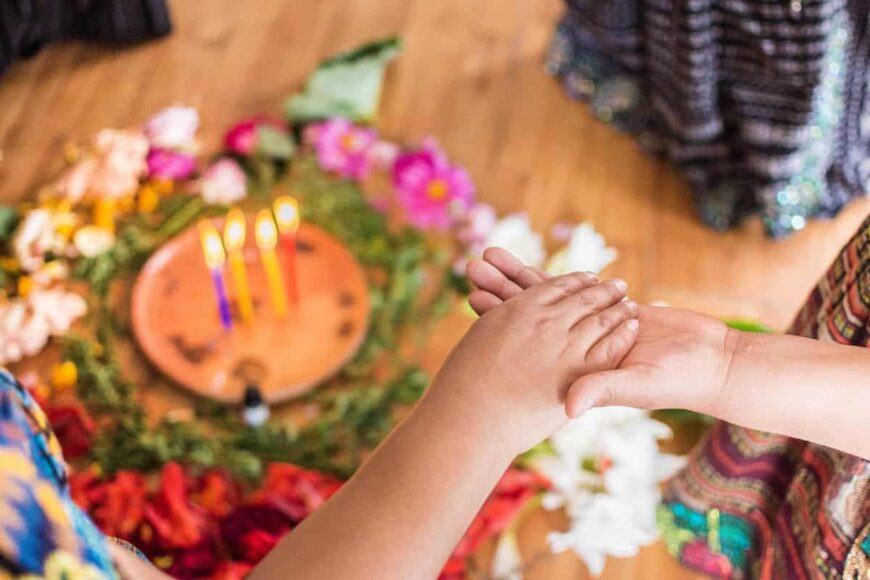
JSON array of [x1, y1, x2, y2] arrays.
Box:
[[659, 213, 870, 578], [0, 368, 119, 579], [546, 0, 870, 237]]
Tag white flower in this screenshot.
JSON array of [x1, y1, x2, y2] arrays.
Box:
[[201, 159, 247, 205], [532, 407, 684, 575], [491, 530, 523, 580], [73, 225, 115, 257], [0, 288, 87, 365], [13, 210, 58, 272], [144, 106, 200, 150], [546, 222, 617, 275], [483, 214, 546, 268]]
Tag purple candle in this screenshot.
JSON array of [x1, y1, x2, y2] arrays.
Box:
[[198, 220, 233, 332]]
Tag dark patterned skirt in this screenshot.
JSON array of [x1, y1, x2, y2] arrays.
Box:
[[547, 0, 870, 237], [658, 213, 870, 578]]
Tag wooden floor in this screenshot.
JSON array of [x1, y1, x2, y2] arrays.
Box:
[[2, 0, 869, 578]]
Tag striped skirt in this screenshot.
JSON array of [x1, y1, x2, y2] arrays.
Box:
[[547, 0, 870, 237]]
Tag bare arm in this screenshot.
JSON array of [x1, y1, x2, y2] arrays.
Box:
[[718, 331, 870, 459]]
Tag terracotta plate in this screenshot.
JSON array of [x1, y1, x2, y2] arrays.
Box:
[[131, 217, 370, 405]]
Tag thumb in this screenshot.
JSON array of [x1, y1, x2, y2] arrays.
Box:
[[565, 368, 638, 418]]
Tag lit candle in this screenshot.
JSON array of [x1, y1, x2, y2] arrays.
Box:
[[254, 210, 288, 318], [198, 220, 233, 331], [223, 208, 254, 323], [93, 198, 116, 233], [273, 196, 300, 304]]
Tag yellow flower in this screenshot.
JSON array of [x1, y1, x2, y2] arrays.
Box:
[[151, 178, 174, 195], [50, 361, 78, 392], [137, 185, 160, 214], [0, 257, 21, 273], [17, 276, 33, 298]]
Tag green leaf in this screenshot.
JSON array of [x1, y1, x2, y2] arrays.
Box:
[[285, 37, 402, 124], [256, 125, 296, 160], [724, 319, 772, 333], [0, 205, 20, 242]]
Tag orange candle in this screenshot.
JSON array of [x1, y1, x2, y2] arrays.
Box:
[[255, 210, 288, 318], [273, 196, 300, 304], [223, 208, 254, 323]]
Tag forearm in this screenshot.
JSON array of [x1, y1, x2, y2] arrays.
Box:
[[716, 331, 870, 459], [249, 396, 515, 580]]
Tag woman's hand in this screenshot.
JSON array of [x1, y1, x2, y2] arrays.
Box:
[[466, 248, 739, 418], [422, 271, 639, 455]]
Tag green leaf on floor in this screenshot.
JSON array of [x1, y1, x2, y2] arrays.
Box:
[[285, 36, 402, 124]]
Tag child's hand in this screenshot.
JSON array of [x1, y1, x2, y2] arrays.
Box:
[[420, 272, 639, 456], [467, 248, 739, 419]]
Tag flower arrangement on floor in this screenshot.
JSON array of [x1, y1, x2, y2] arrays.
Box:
[[0, 37, 684, 578]]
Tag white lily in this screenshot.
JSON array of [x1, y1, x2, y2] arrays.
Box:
[[546, 222, 617, 275]]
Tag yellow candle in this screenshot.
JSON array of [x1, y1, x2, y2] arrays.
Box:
[[93, 198, 116, 233], [223, 208, 254, 323], [254, 210, 288, 318]]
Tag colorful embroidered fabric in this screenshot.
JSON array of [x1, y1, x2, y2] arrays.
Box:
[[546, 1, 870, 238], [0, 368, 119, 579], [660, 213, 870, 578]]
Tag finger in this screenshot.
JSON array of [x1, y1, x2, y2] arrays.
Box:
[[468, 290, 502, 315], [530, 267, 551, 280], [552, 278, 629, 323], [582, 317, 639, 373], [466, 259, 523, 301], [482, 247, 551, 289], [568, 300, 638, 356], [529, 272, 605, 305], [565, 366, 638, 418]]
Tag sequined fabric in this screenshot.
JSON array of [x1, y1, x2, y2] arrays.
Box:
[[546, 0, 870, 237], [659, 213, 870, 577]]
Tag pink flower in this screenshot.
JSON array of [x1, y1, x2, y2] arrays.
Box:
[[224, 117, 289, 156], [144, 106, 199, 150], [456, 202, 497, 248], [146, 148, 197, 180], [201, 159, 247, 205], [305, 118, 377, 181], [393, 140, 475, 230], [56, 129, 148, 201]]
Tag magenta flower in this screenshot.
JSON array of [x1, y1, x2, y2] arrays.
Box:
[[392, 140, 475, 230], [146, 148, 197, 180], [224, 117, 289, 156], [305, 118, 377, 181]]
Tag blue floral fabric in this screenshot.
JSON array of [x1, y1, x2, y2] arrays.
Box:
[[0, 368, 118, 579]]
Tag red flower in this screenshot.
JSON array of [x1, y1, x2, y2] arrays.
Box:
[[45, 402, 94, 460], [144, 462, 211, 550], [193, 470, 240, 518], [164, 540, 221, 579], [253, 462, 342, 523], [224, 117, 289, 156], [208, 561, 253, 580], [71, 468, 148, 540], [220, 503, 292, 562], [441, 468, 548, 578]]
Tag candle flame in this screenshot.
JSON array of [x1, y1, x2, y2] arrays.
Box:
[[198, 220, 226, 270], [223, 208, 246, 252], [255, 210, 278, 250], [273, 196, 300, 234]]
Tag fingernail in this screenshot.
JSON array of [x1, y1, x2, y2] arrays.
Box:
[[624, 299, 637, 314], [585, 272, 600, 283], [626, 319, 639, 331], [612, 278, 628, 293], [571, 398, 592, 419]]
